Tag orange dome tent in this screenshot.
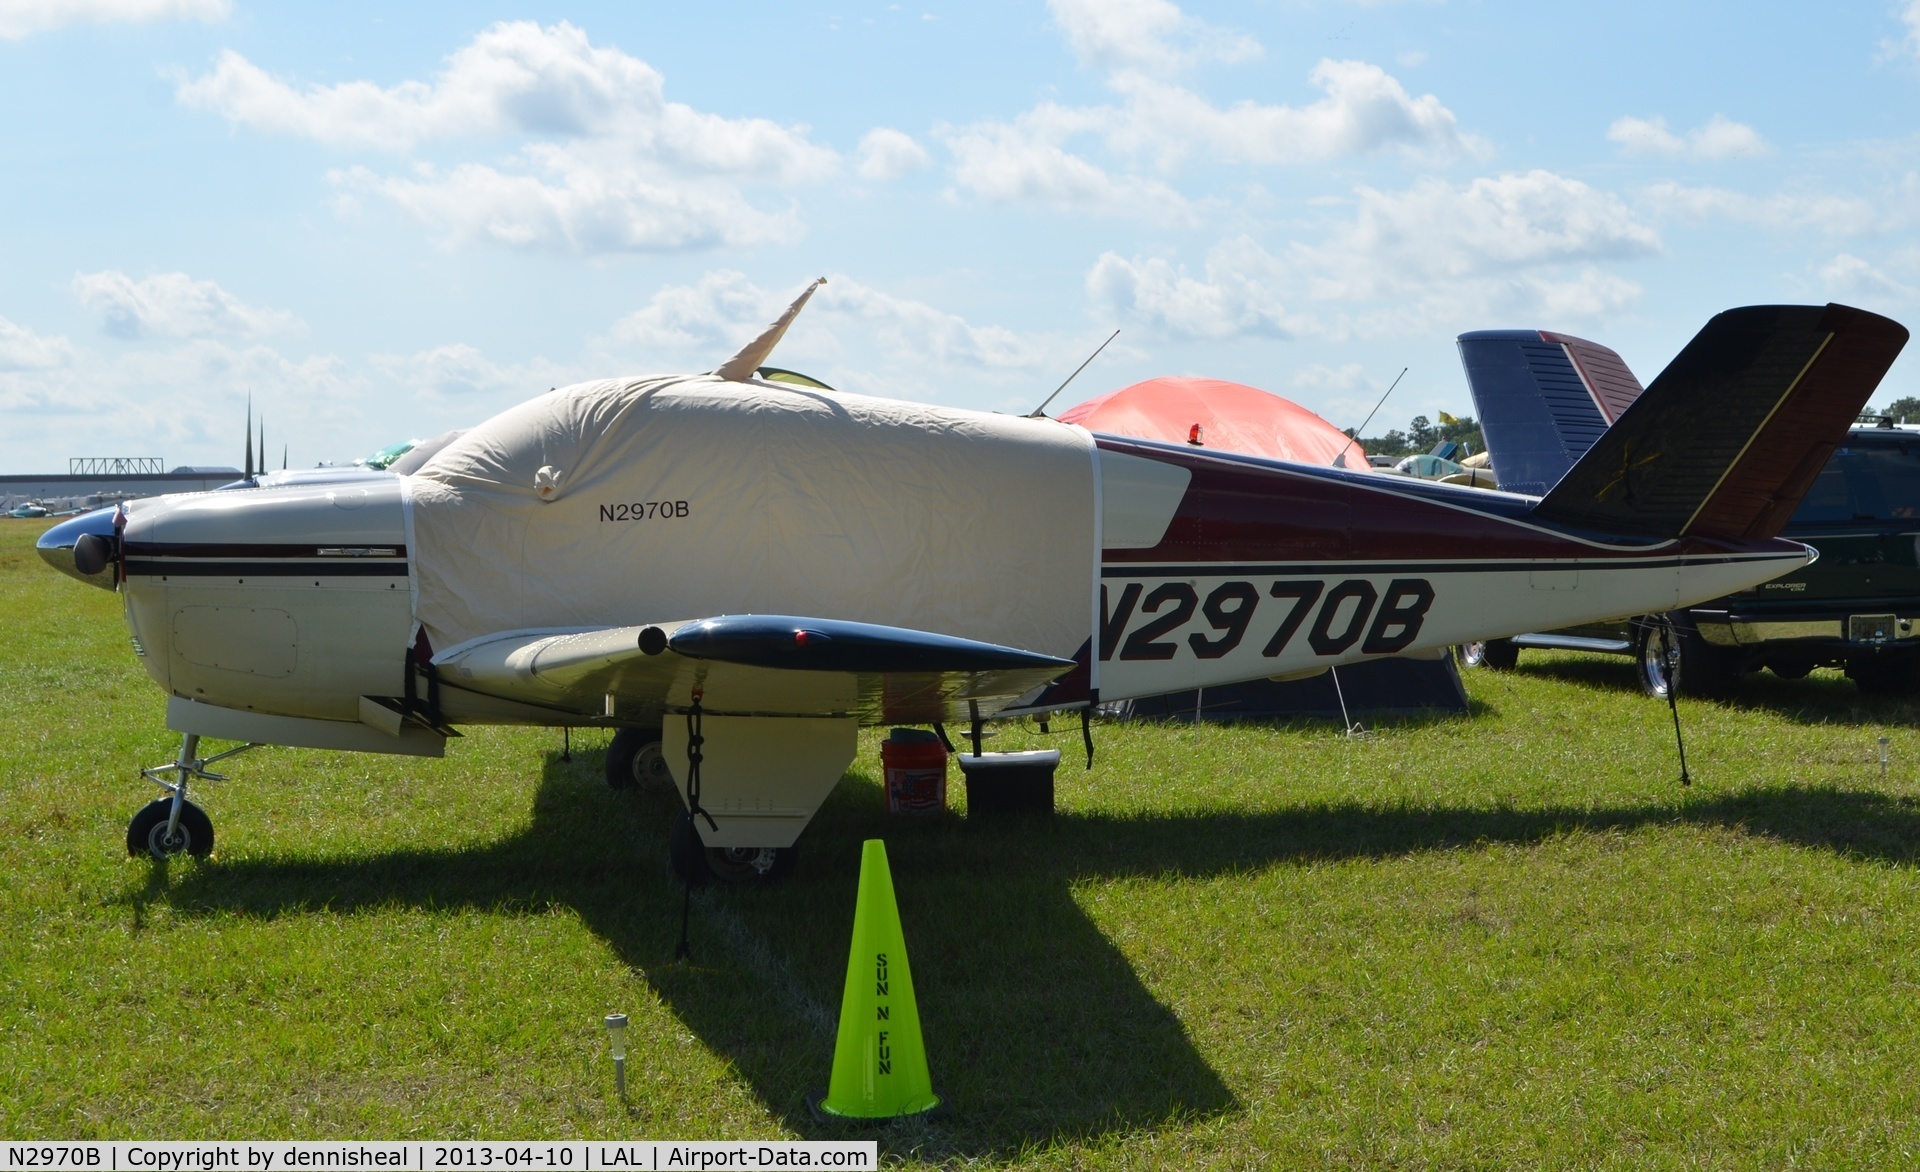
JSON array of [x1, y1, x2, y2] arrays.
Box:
[[1057, 376, 1367, 468]]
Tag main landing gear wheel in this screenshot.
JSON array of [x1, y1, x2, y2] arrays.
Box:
[[667, 811, 797, 886], [127, 798, 214, 859], [1458, 638, 1519, 669], [605, 727, 672, 790]]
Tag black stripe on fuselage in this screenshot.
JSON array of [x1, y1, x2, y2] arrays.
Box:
[[1098, 554, 1799, 578], [125, 559, 409, 577], [123, 542, 407, 559]]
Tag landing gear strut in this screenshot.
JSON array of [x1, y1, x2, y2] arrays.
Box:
[[127, 733, 257, 860]]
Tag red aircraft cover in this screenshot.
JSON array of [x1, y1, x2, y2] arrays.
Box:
[[1058, 376, 1368, 468]]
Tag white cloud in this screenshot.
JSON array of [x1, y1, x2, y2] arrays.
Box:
[[1086, 238, 1298, 339], [943, 109, 1198, 223], [1888, 1, 1920, 60], [1092, 171, 1656, 342], [0, 0, 226, 40], [602, 272, 1084, 411], [1302, 171, 1659, 301], [1608, 114, 1768, 161], [1290, 363, 1372, 392], [1048, 0, 1260, 75], [941, 56, 1480, 218], [0, 315, 73, 371], [333, 154, 800, 253], [370, 342, 574, 403], [72, 270, 301, 340], [177, 21, 846, 256], [856, 128, 931, 181], [176, 22, 838, 183], [1640, 182, 1889, 234], [1106, 60, 1482, 169], [1820, 253, 1915, 300]]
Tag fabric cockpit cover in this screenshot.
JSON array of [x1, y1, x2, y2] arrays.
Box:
[[405, 375, 1097, 660]]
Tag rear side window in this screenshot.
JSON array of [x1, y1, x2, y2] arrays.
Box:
[[1790, 442, 1920, 524]]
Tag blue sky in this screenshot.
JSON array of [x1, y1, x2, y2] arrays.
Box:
[[4, 0, 1920, 470]]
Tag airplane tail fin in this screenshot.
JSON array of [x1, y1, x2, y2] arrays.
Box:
[[1457, 329, 1646, 496], [1524, 303, 1906, 541]]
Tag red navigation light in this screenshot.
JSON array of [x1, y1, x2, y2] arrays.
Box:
[[794, 629, 810, 647]]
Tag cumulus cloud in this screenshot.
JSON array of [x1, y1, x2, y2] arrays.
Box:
[[175, 21, 849, 255], [1887, 1, 1920, 60], [1086, 238, 1298, 339], [1640, 182, 1890, 234], [611, 271, 1064, 373], [1093, 171, 1656, 342], [941, 55, 1480, 217], [1299, 171, 1658, 302], [1048, 0, 1260, 75], [855, 128, 931, 181], [944, 111, 1198, 223], [1820, 253, 1915, 300], [72, 270, 301, 340], [1608, 114, 1768, 160], [1106, 61, 1481, 169], [0, 0, 226, 40], [0, 315, 73, 371], [333, 155, 799, 253], [370, 342, 574, 403], [176, 22, 838, 182]]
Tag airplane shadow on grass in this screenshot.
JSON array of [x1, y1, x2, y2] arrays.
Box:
[[1500, 654, 1920, 727], [141, 750, 1920, 1153]]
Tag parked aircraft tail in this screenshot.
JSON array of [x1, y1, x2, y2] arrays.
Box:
[[1465, 304, 1908, 541], [1457, 328, 1645, 496]]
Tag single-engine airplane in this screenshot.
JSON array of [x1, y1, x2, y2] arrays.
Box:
[[37, 284, 1908, 883]]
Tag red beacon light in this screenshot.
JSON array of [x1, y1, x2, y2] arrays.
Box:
[[1187, 424, 1204, 446]]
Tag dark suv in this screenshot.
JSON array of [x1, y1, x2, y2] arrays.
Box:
[[1461, 421, 1920, 697]]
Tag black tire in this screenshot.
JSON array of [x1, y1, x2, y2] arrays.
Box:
[[605, 727, 670, 790], [1768, 661, 1813, 681], [1634, 615, 1735, 700], [667, 810, 797, 886], [1458, 638, 1519, 670], [127, 798, 213, 859], [1851, 656, 1920, 695]]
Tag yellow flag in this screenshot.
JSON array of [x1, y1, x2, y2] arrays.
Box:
[[1438, 411, 1459, 425]]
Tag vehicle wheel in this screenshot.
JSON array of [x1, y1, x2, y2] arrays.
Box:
[[1635, 615, 1734, 700], [1851, 656, 1920, 695], [126, 798, 213, 859], [667, 810, 796, 886], [605, 727, 670, 789], [1458, 638, 1519, 670], [1768, 661, 1813, 680]]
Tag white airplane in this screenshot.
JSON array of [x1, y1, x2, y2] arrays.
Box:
[[37, 284, 1908, 884]]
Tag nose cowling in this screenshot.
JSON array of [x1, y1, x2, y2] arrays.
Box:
[[37, 507, 120, 590]]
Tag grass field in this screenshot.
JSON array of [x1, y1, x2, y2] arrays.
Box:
[[6, 519, 1920, 1166]]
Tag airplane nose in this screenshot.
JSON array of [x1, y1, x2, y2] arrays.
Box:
[[37, 506, 120, 590]]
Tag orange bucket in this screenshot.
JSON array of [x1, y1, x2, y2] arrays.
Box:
[[881, 729, 948, 815]]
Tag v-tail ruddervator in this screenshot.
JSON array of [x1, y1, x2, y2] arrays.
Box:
[[36, 290, 1908, 882]]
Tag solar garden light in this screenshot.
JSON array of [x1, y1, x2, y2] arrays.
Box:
[[1881, 737, 1892, 779], [604, 1013, 629, 1097]]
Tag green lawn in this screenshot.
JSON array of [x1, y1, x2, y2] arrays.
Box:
[[5, 518, 1920, 1166]]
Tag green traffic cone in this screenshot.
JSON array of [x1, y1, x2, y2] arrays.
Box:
[[810, 839, 942, 1122]]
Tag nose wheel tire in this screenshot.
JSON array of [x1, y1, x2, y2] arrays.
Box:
[[605, 727, 672, 790], [667, 810, 796, 886], [127, 798, 214, 859]]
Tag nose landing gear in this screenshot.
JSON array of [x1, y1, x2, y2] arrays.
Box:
[[128, 733, 258, 860]]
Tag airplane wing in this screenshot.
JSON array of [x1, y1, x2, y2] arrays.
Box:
[[431, 615, 1077, 726]]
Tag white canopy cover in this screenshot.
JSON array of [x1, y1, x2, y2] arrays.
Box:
[[405, 375, 1099, 661]]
